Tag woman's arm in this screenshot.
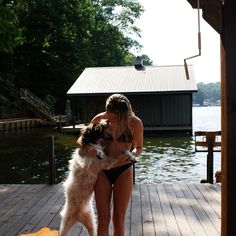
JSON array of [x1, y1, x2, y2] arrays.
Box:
[[90, 112, 105, 123], [131, 117, 143, 157]]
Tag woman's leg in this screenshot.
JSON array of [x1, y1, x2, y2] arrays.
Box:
[[112, 166, 133, 236], [94, 172, 112, 236]]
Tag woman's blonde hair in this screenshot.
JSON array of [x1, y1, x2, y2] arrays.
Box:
[[105, 94, 134, 127]]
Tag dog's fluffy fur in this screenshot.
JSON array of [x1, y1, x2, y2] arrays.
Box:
[[59, 121, 135, 236]]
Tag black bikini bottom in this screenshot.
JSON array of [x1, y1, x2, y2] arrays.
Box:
[[103, 163, 133, 184]]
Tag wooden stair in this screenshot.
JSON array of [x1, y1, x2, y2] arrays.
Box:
[[20, 89, 55, 121]]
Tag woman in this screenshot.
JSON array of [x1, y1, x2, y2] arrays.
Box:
[[91, 94, 143, 236]]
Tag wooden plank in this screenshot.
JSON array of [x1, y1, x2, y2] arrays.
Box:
[[195, 141, 221, 147], [196, 184, 221, 213], [0, 185, 50, 236], [0, 185, 31, 218], [213, 183, 221, 192], [148, 184, 168, 235], [195, 131, 221, 136], [5, 185, 59, 236], [0, 184, 20, 202], [157, 184, 181, 236], [0, 185, 36, 233], [179, 184, 219, 236], [0, 184, 221, 236], [76, 223, 87, 236], [33, 192, 64, 230], [124, 195, 132, 236], [172, 184, 207, 236], [130, 184, 143, 236], [189, 184, 220, 233], [140, 185, 155, 236], [164, 184, 194, 236], [48, 192, 65, 229], [17, 184, 62, 234]]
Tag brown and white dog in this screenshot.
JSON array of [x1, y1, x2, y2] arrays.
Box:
[[59, 120, 136, 236]]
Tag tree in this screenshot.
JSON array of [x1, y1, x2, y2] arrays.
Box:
[[1, 0, 145, 112], [0, 0, 24, 53], [140, 54, 153, 65], [193, 82, 221, 105]]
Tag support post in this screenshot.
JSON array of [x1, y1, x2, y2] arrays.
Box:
[[48, 136, 55, 185], [195, 131, 221, 184], [206, 132, 215, 184], [133, 163, 135, 185]]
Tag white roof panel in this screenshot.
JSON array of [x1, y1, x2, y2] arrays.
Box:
[[67, 65, 197, 95]]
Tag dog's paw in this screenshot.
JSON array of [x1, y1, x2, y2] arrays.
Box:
[[121, 150, 137, 163]]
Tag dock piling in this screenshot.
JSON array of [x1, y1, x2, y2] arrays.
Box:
[[48, 135, 56, 185]]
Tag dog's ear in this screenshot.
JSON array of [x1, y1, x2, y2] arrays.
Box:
[[76, 135, 82, 147], [83, 145, 96, 157]]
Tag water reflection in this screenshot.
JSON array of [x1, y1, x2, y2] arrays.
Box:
[[136, 134, 201, 183], [0, 127, 77, 184]]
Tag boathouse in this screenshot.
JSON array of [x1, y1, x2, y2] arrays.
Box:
[[67, 65, 197, 132]]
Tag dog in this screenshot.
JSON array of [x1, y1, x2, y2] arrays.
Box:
[[59, 120, 136, 236]]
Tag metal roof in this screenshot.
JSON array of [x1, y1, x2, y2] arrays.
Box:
[[67, 65, 197, 95]]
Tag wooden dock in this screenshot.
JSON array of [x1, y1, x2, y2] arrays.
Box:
[[0, 118, 43, 132], [0, 183, 221, 236]]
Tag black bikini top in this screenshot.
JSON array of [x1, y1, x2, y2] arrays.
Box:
[[117, 129, 133, 143], [104, 128, 133, 143]]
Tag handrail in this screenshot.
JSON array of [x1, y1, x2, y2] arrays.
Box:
[[20, 88, 54, 118], [195, 131, 221, 151]]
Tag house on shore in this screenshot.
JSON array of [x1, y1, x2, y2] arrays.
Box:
[[67, 64, 197, 132]]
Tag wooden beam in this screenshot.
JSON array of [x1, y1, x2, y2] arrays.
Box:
[[202, 4, 222, 33], [187, 0, 223, 8], [186, 0, 223, 33], [221, 1, 236, 235]]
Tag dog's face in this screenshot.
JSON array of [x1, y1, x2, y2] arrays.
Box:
[[80, 120, 107, 146], [79, 120, 108, 159]]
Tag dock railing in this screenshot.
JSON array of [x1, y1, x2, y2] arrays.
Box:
[[20, 88, 54, 120], [194, 131, 221, 183]]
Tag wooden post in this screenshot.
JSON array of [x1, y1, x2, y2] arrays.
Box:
[[221, 1, 236, 235], [72, 115, 75, 129], [48, 136, 55, 185], [133, 163, 135, 185], [195, 131, 221, 183], [206, 132, 215, 184]]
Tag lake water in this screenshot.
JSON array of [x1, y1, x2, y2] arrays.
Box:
[[136, 106, 221, 183], [0, 106, 221, 184]]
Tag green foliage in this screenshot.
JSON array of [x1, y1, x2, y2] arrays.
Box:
[[0, 0, 24, 53], [193, 82, 221, 105], [140, 54, 153, 65], [1, 0, 146, 114]]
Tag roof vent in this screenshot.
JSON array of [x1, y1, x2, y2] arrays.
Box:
[[134, 56, 145, 71]]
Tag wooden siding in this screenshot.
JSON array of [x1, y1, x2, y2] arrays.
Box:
[[129, 95, 161, 126], [73, 93, 193, 131], [84, 96, 107, 122], [160, 94, 192, 126], [129, 94, 192, 130]]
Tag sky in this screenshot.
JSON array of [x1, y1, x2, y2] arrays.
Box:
[[134, 0, 221, 83]]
